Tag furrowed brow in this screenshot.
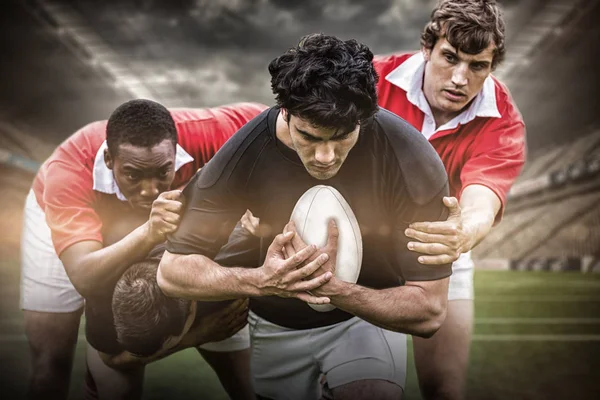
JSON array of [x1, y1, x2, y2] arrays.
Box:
[[297, 128, 322, 141]]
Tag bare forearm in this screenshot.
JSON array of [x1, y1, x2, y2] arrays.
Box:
[[460, 185, 501, 249], [100, 340, 191, 370], [66, 223, 156, 297], [157, 251, 263, 301], [330, 280, 448, 337]]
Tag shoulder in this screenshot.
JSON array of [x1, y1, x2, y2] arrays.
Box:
[[66, 121, 108, 152], [171, 104, 268, 141], [43, 120, 107, 174], [193, 107, 272, 189], [170, 103, 268, 126], [373, 52, 415, 78], [491, 75, 525, 127], [372, 108, 448, 205]]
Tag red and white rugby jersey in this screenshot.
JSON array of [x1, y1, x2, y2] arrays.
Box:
[[31, 102, 268, 256], [374, 52, 526, 222]]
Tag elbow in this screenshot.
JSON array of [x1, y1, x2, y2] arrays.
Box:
[[413, 296, 448, 339], [156, 252, 183, 298], [72, 281, 93, 299], [65, 268, 95, 299]]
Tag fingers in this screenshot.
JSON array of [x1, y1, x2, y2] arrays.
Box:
[[283, 222, 297, 258], [286, 252, 329, 281], [325, 219, 339, 251], [241, 210, 259, 235], [408, 241, 457, 257], [157, 211, 181, 226], [443, 196, 462, 218], [416, 253, 460, 265], [287, 220, 308, 252], [405, 228, 455, 246], [267, 231, 295, 257], [229, 304, 249, 327], [159, 190, 182, 201], [283, 244, 319, 270], [288, 270, 332, 292], [245, 210, 260, 231], [407, 221, 461, 235], [156, 221, 179, 235], [223, 298, 249, 314], [160, 200, 184, 214], [294, 291, 331, 304]]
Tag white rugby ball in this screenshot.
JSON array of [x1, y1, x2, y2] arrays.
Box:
[[290, 185, 363, 312]]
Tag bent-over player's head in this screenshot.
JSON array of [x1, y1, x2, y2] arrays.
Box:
[[420, 0, 506, 116], [112, 257, 196, 357], [269, 33, 378, 180], [104, 99, 178, 210]]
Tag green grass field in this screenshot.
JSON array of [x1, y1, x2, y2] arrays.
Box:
[[1, 256, 599, 399]]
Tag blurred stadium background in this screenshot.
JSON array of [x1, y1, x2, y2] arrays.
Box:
[[1, 0, 599, 399]]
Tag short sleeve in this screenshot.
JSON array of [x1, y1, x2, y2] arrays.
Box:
[[393, 183, 452, 281], [43, 161, 103, 256], [165, 163, 245, 259], [460, 115, 526, 223]]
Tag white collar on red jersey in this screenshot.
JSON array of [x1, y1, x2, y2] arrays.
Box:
[[92, 140, 194, 201], [384, 52, 501, 138]]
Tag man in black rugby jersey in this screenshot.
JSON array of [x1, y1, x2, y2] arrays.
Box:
[[158, 33, 452, 400], [83, 211, 257, 400]]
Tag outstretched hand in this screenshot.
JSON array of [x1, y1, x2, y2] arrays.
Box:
[[405, 196, 473, 265]]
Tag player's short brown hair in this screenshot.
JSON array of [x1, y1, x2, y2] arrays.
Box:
[[421, 0, 506, 69], [112, 257, 191, 357]]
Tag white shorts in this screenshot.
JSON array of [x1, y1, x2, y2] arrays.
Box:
[[448, 252, 475, 301], [249, 311, 406, 400], [20, 190, 85, 312]]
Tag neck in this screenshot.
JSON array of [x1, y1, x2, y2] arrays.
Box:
[[431, 108, 461, 129]]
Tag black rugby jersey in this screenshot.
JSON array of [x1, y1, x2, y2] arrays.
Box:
[[167, 107, 451, 329]]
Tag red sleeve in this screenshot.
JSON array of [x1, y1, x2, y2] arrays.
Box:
[[173, 103, 268, 186], [373, 53, 413, 91], [459, 106, 526, 223], [43, 160, 103, 256]]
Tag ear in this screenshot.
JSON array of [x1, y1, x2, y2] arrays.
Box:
[[104, 148, 114, 170], [161, 335, 181, 352], [280, 108, 289, 122], [422, 47, 432, 62]]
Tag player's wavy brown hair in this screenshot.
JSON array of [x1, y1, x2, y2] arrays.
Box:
[[421, 0, 506, 69]]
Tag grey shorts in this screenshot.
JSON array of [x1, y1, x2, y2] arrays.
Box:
[[249, 311, 406, 400]]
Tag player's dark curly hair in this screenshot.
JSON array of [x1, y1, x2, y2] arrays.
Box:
[[112, 257, 191, 357], [106, 99, 177, 156], [269, 33, 379, 134], [421, 0, 506, 69]]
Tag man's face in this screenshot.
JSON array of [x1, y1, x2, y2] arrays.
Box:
[[422, 37, 495, 118], [286, 112, 360, 180], [105, 139, 176, 210]]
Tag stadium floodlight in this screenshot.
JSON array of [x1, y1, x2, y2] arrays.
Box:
[[567, 160, 587, 182], [585, 156, 600, 175], [550, 169, 568, 187]]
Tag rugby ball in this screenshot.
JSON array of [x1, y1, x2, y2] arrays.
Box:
[[290, 185, 363, 312]]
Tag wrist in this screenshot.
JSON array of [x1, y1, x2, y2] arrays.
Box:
[[140, 221, 161, 247], [243, 267, 267, 297], [329, 278, 354, 304]]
